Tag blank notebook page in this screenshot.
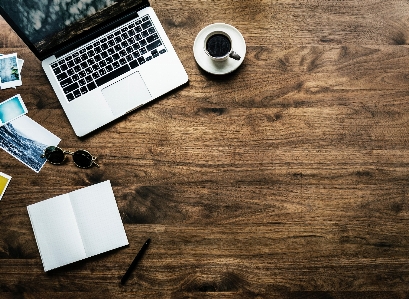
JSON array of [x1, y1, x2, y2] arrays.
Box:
[[69, 180, 129, 257], [27, 194, 86, 272]]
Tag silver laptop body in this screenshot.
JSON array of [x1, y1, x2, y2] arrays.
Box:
[[0, 1, 188, 136]]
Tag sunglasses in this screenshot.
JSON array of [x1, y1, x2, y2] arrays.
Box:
[[41, 146, 100, 168]]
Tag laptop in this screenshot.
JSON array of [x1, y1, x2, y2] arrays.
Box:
[[0, 0, 188, 137]]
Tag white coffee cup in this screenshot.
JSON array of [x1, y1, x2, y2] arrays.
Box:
[[204, 31, 241, 61]]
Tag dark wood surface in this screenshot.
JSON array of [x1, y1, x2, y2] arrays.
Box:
[[1, 0, 409, 297]]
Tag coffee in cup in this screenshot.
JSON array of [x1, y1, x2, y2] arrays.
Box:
[[204, 31, 241, 61]]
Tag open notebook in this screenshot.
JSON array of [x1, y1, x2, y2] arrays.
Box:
[[27, 180, 128, 272]]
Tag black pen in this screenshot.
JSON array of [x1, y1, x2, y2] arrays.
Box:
[[121, 238, 151, 285]]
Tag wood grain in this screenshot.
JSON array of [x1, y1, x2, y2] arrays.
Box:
[[1, 0, 409, 297]]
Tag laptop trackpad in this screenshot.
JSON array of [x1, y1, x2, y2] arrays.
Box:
[[101, 71, 151, 116]]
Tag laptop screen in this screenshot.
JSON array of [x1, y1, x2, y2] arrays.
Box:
[[0, 0, 144, 57]]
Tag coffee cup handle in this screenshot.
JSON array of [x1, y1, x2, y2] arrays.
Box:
[[229, 51, 241, 60]]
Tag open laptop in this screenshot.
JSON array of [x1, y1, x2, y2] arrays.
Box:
[[0, 0, 188, 137]]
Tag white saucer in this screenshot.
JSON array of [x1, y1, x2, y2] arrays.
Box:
[[193, 23, 246, 75]]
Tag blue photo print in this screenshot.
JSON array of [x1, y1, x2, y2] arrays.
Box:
[[0, 53, 22, 89], [0, 94, 27, 125]]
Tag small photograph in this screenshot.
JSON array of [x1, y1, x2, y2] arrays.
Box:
[[0, 53, 22, 89], [0, 94, 28, 126], [0, 115, 60, 172], [0, 172, 11, 201]]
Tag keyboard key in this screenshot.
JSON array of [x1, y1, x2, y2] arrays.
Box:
[[67, 93, 75, 101], [146, 34, 158, 44], [101, 43, 108, 50], [56, 72, 68, 81], [72, 74, 79, 81], [80, 61, 88, 68], [159, 49, 167, 54], [73, 89, 81, 98], [79, 71, 86, 77], [87, 58, 95, 65], [73, 65, 81, 72], [140, 39, 147, 47], [106, 64, 113, 72], [53, 66, 62, 75], [106, 56, 113, 64], [148, 27, 155, 34], [95, 64, 130, 86], [60, 63, 68, 71], [119, 50, 126, 57], [67, 60, 75, 67], [99, 60, 107, 68], [112, 61, 120, 68], [142, 16, 149, 22], [137, 57, 145, 64], [142, 30, 149, 38], [107, 47, 115, 55], [99, 68, 107, 76], [85, 75, 93, 83], [60, 77, 73, 87], [135, 34, 142, 41], [126, 54, 133, 62], [127, 37, 135, 44], [135, 25, 142, 33], [67, 68, 75, 76], [81, 53, 88, 60], [129, 60, 139, 69], [115, 36, 122, 43], [87, 81, 97, 91], [146, 40, 162, 51], [94, 54, 102, 61], [132, 43, 140, 50], [140, 48, 147, 54], [141, 21, 152, 29], [92, 72, 100, 79], [79, 79, 86, 86], [108, 39, 115, 46], [80, 86, 88, 94], [114, 44, 121, 51], [101, 37, 107, 43], [63, 82, 79, 94], [85, 67, 93, 74], [121, 32, 128, 39], [95, 46, 101, 52], [128, 29, 135, 36], [121, 40, 128, 47], [112, 53, 120, 60], [146, 56, 152, 61], [132, 51, 140, 58], [151, 49, 159, 58], [88, 49, 95, 56], [119, 58, 126, 65]]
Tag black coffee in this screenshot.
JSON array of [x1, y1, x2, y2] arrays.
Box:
[[206, 34, 231, 58]]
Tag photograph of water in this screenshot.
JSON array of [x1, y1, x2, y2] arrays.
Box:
[[0, 115, 60, 172]]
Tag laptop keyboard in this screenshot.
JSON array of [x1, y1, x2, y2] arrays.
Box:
[[50, 15, 167, 102]]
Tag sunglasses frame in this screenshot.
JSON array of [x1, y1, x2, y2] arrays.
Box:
[[41, 146, 100, 168]]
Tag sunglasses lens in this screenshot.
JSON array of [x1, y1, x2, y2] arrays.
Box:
[[44, 146, 65, 164], [72, 150, 93, 168]]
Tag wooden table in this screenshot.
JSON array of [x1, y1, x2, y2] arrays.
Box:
[[1, 0, 409, 297]]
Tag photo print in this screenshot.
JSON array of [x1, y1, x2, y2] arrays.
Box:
[[0, 115, 60, 172], [0, 53, 22, 89], [0, 172, 11, 201], [0, 94, 28, 126]]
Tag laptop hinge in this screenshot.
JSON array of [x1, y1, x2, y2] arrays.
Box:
[[54, 3, 150, 58]]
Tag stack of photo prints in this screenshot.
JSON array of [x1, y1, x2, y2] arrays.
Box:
[[0, 54, 61, 200]]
